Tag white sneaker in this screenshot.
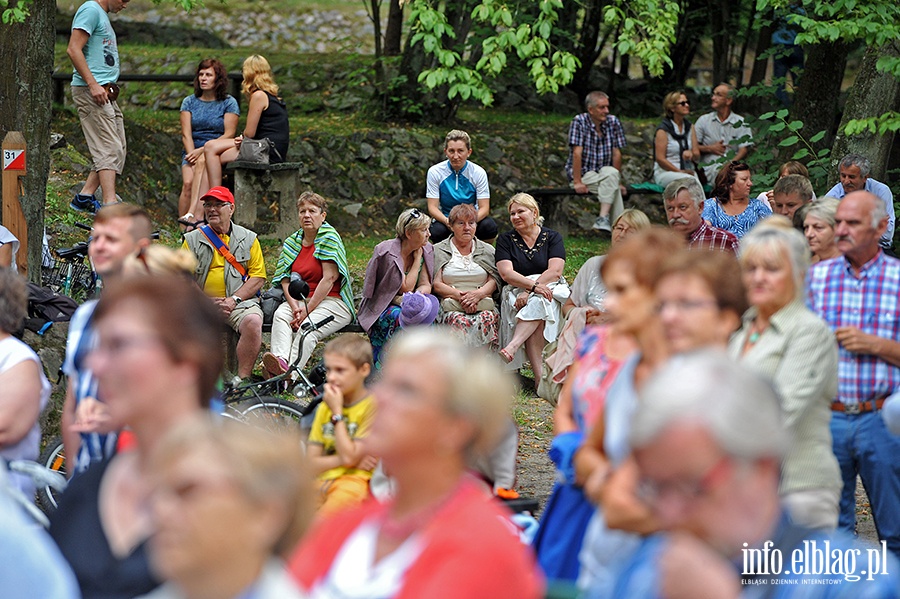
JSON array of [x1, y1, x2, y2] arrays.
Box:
[[592, 215, 612, 232]]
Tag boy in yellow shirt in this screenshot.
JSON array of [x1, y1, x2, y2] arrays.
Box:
[[307, 334, 377, 513]]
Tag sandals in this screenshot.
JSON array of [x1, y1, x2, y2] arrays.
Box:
[[499, 348, 514, 364], [178, 214, 207, 232]]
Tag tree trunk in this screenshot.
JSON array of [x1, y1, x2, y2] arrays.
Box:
[[742, 19, 774, 115], [831, 43, 900, 180], [384, 0, 403, 56], [0, 0, 55, 283], [790, 40, 853, 155], [708, 0, 731, 86]]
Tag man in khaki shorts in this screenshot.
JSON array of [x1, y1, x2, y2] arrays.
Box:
[[67, 0, 130, 212], [183, 187, 266, 383]]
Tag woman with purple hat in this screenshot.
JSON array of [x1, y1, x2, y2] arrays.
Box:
[[357, 208, 436, 369]]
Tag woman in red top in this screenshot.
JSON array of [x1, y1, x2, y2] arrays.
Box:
[[288, 329, 544, 599]]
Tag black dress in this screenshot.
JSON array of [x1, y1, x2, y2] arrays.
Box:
[[495, 227, 566, 276], [49, 455, 160, 599], [254, 91, 290, 163]]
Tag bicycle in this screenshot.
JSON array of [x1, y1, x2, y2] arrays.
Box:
[[42, 222, 96, 301], [36, 435, 66, 515], [4, 457, 68, 528], [221, 314, 334, 433]]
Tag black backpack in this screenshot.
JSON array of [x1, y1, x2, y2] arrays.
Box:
[[24, 283, 79, 333]]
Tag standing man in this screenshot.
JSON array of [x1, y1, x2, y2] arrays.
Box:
[[807, 191, 900, 560], [825, 153, 896, 250], [62, 203, 152, 475], [66, 0, 129, 212], [183, 186, 266, 383], [694, 83, 753, 184], [565, 91, 627, 233], [663, 178, 738, 253], [425, 130, 497, 244]]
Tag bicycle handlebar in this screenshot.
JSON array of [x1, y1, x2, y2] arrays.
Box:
[[301, 315, 335, 332], [75, 222, 93, 232]]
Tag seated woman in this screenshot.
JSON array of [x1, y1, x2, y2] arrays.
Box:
[[143, 417, 311, 599], [542, 209, 650, 401], [702, 160, 772, 239], [0, 268, 50, 498], [178, 58, 239, 226], [496, 193, 566, 381], [729, 217, 841, 529], [204, 55, 289, 187], [289, 329, 543, 598], [357, 208, 434, 370], [49, 276, 223, 599], [432, 203, 502, 350], [0, 224, 19, 271], [263, 191, 355, 376], [801, 197, 841, 263], [652, 91, 701, 187]]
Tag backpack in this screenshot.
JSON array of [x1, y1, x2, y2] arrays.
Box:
[[24, 283, 79, 333]]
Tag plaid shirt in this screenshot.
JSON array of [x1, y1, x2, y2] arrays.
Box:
[[565, 113, 626, 180], [687, 222, 739, 254], [806, 252, 900, 405]]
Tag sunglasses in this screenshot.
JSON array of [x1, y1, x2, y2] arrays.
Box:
[[404, 208, 422, 229], [678, 100, 690, 106]]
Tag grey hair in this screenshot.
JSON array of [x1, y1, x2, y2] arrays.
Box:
[[0, 268, 26, 334], [585, 90, 609, 110], [773, 174, 813, 203], [663, 177, 705, 207], [800, 197, 840, 229], [839, 154, 871, 178], [738, 216, 810, 300], [395, 208, 431, 239], [869, 195, 888, 228], [444, 129, 471, 150], [631, 350, 788, 460], [385, 329, 515, 458]]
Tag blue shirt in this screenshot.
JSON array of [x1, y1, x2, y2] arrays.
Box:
[[702, 197, 772, 239], [70, 1, 118, 86], [180, 94, 240, 149], [824, 178, 896, 248], [426, 160, 490, 217]]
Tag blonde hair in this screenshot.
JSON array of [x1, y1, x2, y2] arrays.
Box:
[[614, 208, 651, 232], [395, 208, 431, 239], [324, 334, 373, 369], [152, 415, 313, 557], [241, 55, 279, 97], [444, 130, 471, 150], [124, 245, 197, 278], [662, 90, 686, 119], [738, 216, 809, 301], [385, 329, 515, 458], [507, 193, 544, 227]]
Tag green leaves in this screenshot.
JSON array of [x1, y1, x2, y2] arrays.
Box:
[[404, 0, 579, 107], [601, 0, 679, 77]]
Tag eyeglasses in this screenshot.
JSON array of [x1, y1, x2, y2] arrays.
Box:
[[92, 334, 161, 358], [202, 201, 229, 210], [637, 456, 732, 506], [404, 208, 422, 229], [678, 100, 690, 106]]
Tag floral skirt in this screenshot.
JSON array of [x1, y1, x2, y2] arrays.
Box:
[[439, 309, 500, 352], [368, 305, 401, 370]]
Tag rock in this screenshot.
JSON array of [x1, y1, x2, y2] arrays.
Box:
[[358, 143, 374, 161], [343, 202, 363, 217], [49, 133, 66, 150], [483, 142, 504, 163]]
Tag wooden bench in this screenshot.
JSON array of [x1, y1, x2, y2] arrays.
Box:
[[225, 161, 303, 240], [523, 184, 667, 235]]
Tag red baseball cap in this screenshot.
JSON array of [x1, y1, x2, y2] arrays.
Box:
[[200, 186, 235, 205]]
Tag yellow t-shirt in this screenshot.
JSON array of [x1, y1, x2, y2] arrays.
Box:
[[308, 394, 376, 481], [182, 233, 266, 298]]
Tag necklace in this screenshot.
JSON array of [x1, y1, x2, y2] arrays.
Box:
[[747, 319, 768, 345]]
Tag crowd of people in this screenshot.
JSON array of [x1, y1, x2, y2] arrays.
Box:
[[0, 2, 897, 594]]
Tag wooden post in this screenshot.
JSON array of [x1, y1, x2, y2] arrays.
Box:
[[1, 131, 27, 276]]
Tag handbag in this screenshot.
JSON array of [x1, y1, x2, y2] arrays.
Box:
[[260, 286, 285, 327], [236, 137, 275, 164], [440, 296, 495, 313], [694, 162, 709, 187]]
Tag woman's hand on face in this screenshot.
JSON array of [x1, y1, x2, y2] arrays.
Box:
[[71, 397, 114, 434]]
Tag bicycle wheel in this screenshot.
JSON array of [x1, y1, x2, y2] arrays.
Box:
[[238, 396, 309, 436], [37, 436, 66, 514]]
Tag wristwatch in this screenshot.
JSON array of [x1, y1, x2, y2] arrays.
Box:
[[231, 295, 243, 305], [330, 414, 345, 425]]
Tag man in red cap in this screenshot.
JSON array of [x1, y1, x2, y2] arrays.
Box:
[[182, 186, 267, 382]]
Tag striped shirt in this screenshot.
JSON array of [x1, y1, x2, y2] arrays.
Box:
[[806, 252, 900, 405], [687, 221, 739, 254]]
